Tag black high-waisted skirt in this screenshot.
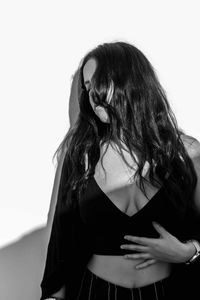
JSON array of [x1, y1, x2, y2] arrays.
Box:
[[76, 267, 172, 300]]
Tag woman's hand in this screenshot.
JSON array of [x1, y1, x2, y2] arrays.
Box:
[[120, 222, 196, 269]]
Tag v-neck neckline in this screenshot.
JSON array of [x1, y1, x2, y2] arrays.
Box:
[[91, 175, 167, 219]]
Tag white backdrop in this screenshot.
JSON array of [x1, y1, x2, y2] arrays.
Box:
[[0, 0, 199, 252]]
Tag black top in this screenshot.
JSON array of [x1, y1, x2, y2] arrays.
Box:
[[79, 173, 187, 255], [40, 158, 200, 300]]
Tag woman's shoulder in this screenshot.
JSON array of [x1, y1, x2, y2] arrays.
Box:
[[180, 134, 200, 159]]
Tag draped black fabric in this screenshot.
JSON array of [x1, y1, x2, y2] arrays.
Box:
[[40, 195, 72, 299], [40, 191, 95, 299]]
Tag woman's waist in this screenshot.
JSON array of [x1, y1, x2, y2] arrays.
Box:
[[86, 254, 173, 288]]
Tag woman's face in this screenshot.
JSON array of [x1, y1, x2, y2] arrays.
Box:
[[83, 58, 110, 123]]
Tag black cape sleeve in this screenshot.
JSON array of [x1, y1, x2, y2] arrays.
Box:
[[39, 146, 77, 300], [40, 189, 75, 300], [40, 154, 94, 300]]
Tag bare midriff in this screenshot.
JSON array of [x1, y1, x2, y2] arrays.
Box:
[[86, 254, 172, 288]]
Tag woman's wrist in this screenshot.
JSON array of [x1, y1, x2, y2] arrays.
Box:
[[180, 240, 196, 263], [185, 239, 200, 264]]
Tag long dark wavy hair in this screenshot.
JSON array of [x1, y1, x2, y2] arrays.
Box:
[[53, 41, 197, 215]]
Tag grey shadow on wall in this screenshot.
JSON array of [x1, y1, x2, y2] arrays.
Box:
[[0, 69, 80, 300]]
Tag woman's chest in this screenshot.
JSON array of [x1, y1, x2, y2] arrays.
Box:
[[93, 145, 163, 218]]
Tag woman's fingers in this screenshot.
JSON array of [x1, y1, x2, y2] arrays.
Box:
[[135, 259, 157, 269], [124, 253, 153, 259], [120, 244, 148, 252], [124, 235, 157, 246]]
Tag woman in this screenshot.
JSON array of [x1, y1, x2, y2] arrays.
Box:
[[40, 41, 200, 300]]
